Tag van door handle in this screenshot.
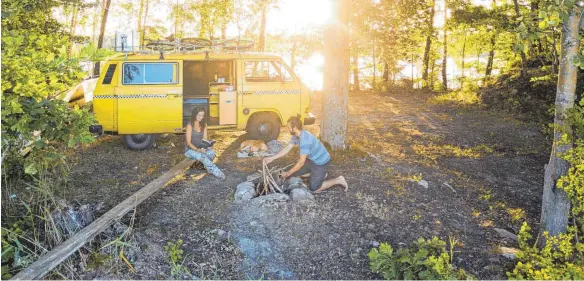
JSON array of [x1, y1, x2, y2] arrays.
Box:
[[243, 92, 253, 95], [168, 94, 180, 99]]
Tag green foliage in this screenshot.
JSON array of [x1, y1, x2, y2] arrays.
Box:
[[507, 223, 584, 280], [508, 105, 584, 280], [1, 0, 95, 177], [369, 236, 471, 280], [164, 239, 192, 279]]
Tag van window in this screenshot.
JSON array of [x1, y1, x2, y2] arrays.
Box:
[[122, 63, 177, 84], [245, 61, 280, 82], [102, 64, 117, 84], [275, 61, 294, 82]]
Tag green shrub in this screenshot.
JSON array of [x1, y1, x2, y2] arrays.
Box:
[[508, 103, 584, 280], [369, 236, 471, 280]]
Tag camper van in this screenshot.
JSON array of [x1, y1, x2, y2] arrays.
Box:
[[90, 41, 315, 150]]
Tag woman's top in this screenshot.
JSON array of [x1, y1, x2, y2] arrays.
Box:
[[185, 122, 204, 152]]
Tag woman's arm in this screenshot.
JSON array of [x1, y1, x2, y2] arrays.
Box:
[[203, 125, 208, 140], [185, 123, 202, 152]]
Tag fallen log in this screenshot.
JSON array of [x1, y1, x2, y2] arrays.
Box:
[[11, 159, 195, 280]]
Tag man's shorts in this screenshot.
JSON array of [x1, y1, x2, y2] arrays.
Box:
[[290, 159, 330, 191]]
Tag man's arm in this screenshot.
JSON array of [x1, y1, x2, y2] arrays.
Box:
[[283, 154, 307, 178], [263, 143, 295, 164]]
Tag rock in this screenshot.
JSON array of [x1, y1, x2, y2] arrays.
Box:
[[213, 229, 228, 238], [51, 203, 95, 236], [250, 193, 290, 205], [287, 177, 304, 186], [234, 182, 256, 203], [418, 180, 429, 189], [283, 177, 305, 192], [493, 228, 518, 241], [370, 241, 380, 248], [289, 187, 315, 202], [494, 246, 519, 259], [246, 172, 261, 182]]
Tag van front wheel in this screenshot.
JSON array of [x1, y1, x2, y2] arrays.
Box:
[[122, 134, 156, 150], [247, 113, 281, 141]]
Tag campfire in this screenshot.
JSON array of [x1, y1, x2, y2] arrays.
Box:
[[235, 163, 313, 203], [253, 162, 291, 196]]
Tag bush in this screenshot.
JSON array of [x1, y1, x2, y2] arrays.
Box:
[[369, 236, 472, 280], [508, 102, 584, 280]]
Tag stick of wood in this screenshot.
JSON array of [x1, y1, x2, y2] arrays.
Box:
[[265, 166, 283, 193], [443, 182, 456, 193], [11, 159, 195, 280]]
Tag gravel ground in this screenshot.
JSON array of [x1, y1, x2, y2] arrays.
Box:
[[64, 90, 549, 279]]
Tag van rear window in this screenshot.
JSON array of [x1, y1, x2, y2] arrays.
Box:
[[122, 63, 177, 84]]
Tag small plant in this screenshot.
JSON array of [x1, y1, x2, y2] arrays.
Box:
[[368, 236, 471, 280], [507, 223, 584, 279], [164, 239, 192, 279], [409, 173, 423, 183]]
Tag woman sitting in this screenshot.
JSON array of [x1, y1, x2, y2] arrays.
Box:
[[184, 107, 225, 180]]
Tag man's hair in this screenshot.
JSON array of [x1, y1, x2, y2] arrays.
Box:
[[287, 115, 303, 130]]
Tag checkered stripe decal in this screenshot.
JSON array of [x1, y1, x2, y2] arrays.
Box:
[[93, 94, 179, 99], [239, 90, 301, 95]]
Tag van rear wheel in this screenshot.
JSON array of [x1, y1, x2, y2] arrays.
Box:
[[122, 134, 156, 150], [247, 113, 281, 141]]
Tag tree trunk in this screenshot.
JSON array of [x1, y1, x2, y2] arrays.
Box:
[[460, 29, 466, 89], [92, 3, 99, 45], [141, 0, 149, 46], [138, 0, 145, 47], [383, 61, 389, 83], [291, 40, 297, 71], [512, 0, 527, 76], [68, 7, 79, 57], [94, 0, 112, 77], [221, 24, 227, 39], [422, 2, 435, 88], [551, 29, 559, 74], [485, 33, 496, 78], [321, 0, 350, 151], [352, 50, 360, 90], [540, 5, 582, 238], [441, 5, 448, 91], [372, 39, 376, 91], [258, 5, 267, 52]]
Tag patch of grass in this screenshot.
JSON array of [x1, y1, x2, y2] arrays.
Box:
[[428, 90, 482, 106], [507, 208, 526, 224], [164, 239, 192, 279], [407, 173, 423, 183], [413, 143, 495, 161], [412, 214, 422, 221]]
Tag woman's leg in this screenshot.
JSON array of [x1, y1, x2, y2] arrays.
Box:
[[185, 149, 225, 179], [205, 148, 217, 161]]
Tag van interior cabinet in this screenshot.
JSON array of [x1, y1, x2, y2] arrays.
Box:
[[219, 91, 236, 125]]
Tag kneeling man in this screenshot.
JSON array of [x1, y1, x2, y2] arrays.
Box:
[[263, 116, 348, 193]]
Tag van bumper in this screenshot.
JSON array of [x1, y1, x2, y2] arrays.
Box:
[[89, 125, 103, 134], [304, 113, 316, 125]]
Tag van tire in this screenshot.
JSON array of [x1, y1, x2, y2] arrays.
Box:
[[246, 112, 281, 141], [122, 134, 156, 150]]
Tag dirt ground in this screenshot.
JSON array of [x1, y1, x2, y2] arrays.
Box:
[[64, 90, 549, 279]]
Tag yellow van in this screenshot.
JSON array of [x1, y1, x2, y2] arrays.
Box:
[[89, 42, 315, 150]]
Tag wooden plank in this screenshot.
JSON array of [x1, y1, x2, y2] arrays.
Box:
[[12, 159, 195, 280]]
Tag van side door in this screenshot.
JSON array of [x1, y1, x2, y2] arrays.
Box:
[[116, 61, 183, 134]]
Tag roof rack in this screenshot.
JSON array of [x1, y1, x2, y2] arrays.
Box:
[[139, 37, 255, 55]]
